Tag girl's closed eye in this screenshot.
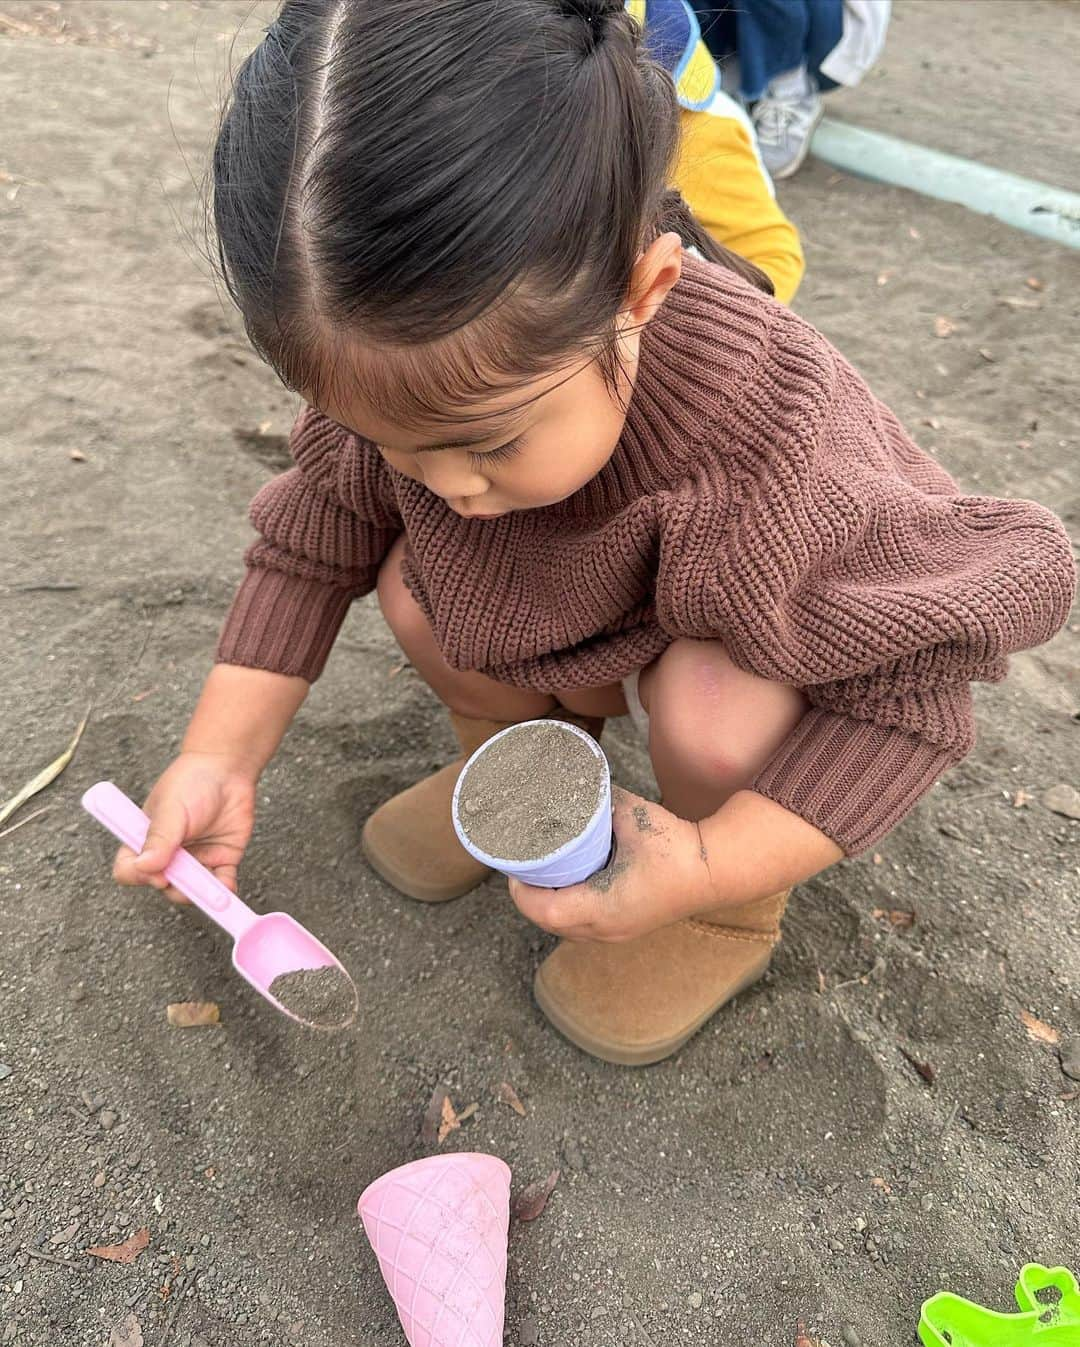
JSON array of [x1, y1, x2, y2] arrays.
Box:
[[471, 437, 525, 469]]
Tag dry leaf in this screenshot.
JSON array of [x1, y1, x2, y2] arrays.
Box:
[[497, 1082, 527, 1117], [900, 1048, 936, 1085], [109, 1312, 144, 1347], [1025, 276, 1044, 291], [1059, 1090, 1079, 1103], [421, 1085, 450, 1147], [437, 1094, 460, 1144], [50, 1220, 79, 1245], [873, 908, 915, 929], [1020, 1010, 1060, 1047], [1042, 784, 1080, 820], [512, 1169, 560, 1223], [87, 1228, 150, 1265], [456, 1102, 478, 1124], [1012, 789, 1033, 808], [933, 316, 956, 339], [0, 706, 90, 828], [166, 1001, 220, 1028]]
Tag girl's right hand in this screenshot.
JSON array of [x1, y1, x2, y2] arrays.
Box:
[[112, 752, 258, 904]]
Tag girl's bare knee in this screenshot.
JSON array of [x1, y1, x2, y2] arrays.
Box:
[[645, 639, 807, 789]]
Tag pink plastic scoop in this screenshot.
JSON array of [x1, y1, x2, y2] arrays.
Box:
[[82, 781, 357, 1028]]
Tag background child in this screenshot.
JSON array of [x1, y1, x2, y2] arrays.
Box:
[[115, 0, 1074, 1065], [645, 0, 806, 300]]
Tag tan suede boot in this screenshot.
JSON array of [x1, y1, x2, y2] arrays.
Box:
[[362, 710, 604, 903], [533, 890, 790, 1066]]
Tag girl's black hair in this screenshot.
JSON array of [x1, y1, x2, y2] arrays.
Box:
[[212, 0, 772, 425]]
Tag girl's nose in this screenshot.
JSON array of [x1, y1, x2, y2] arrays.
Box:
[[419, 452, 488, 500]]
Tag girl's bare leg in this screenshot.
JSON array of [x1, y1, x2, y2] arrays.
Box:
[[377, 537, 554, 721], [377, 536, 627, 720], [638, 638, 807, 822]]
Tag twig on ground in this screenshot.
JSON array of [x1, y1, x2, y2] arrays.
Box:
[[158, 1270, 193, 1346], [939, 1100, 960, 1138], [25, 1247, 88, 1272], [831, 956, 885, 993], [633, 1315, 657, 1347], [14, 582, 82, 592], [0, 806, 51, 843]]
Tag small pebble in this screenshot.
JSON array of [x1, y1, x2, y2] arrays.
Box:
[[1060, 1039, 1080, 1082], [688, 1292, 703, 1309], [562, 1142, 585, 1171], [93, 1172, 106, 1189], [99, 1110, 118, 1131], [0, 1064, 11, 1081], [842, 1328, 862, 1347]]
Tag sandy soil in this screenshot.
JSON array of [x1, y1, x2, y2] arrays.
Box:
[[1, 3, 1078, 1345]]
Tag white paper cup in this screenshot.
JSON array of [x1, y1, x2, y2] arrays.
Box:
[[452, 720, 612, 888]]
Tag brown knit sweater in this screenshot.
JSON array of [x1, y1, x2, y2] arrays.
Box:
[[217, 258, 1075, 853]]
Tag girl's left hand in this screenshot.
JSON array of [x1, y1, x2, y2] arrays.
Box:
[[508, 788, 709, 943]]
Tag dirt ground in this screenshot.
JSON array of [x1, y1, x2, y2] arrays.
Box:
[[1, 3, 1078, 1345]]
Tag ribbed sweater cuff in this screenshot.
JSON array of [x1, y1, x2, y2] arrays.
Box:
[[216, 568, 357, 683], [751, 709, 957, 854]]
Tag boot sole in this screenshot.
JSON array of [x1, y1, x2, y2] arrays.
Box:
[[533, 946, 773, 1067], [361, 818, 492, 904]]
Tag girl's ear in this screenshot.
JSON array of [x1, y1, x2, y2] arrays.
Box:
[[622, 232, 684, 330]]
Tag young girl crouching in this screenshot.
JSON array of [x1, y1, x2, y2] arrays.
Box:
[[115, 0, 1075, 1065]]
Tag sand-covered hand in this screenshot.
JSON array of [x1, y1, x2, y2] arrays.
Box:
[[508, 788, 706, 942]]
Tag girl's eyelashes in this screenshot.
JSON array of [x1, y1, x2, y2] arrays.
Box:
[[470, 437, 524, 468]]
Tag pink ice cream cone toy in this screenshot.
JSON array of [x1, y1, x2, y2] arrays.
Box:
[[358, 1154, 511, 1347]]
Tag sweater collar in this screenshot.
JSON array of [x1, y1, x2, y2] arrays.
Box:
[[572, 254, 775, 511]]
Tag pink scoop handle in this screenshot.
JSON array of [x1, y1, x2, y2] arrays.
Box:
[[82, 781, 256, 943]]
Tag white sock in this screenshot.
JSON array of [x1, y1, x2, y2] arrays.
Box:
[[766, 64, 814, 101]]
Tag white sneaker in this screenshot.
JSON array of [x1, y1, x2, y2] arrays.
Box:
[[752, 67, 823, 180]]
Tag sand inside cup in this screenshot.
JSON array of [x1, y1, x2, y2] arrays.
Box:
[[457, 721, 604, 863], [269, 966, 356, 1028]]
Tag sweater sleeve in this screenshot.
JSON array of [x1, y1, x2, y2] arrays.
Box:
[[216, 406, 402, 682], [656, 366, 1076, 854]]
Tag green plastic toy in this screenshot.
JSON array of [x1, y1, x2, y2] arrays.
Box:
[[919, 1264, 1080, 1346]]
